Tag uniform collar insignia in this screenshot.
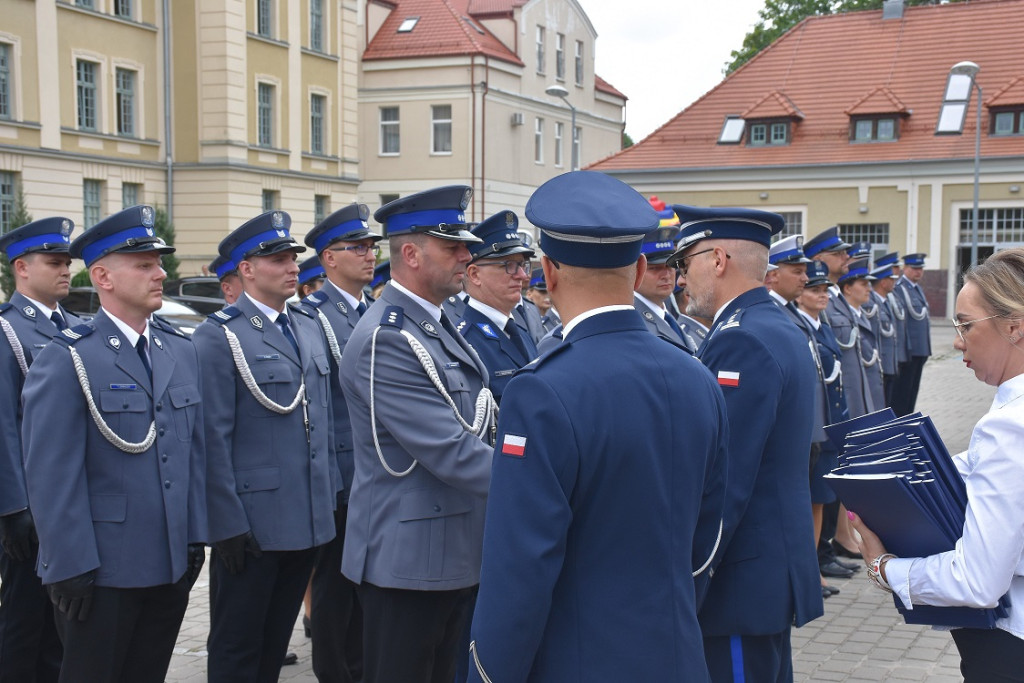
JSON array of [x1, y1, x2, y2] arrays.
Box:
[[152, 335, 162, 349], [337, 301, 348, 314], [250, 315, 263, 329], [642, 310, 654, 321], [420, 320, 439, 336], [23, 305, 36, 318], [107, 335, 121, 350]]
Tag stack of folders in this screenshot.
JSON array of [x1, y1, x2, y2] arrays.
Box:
[[823, 408, 1009, 628]]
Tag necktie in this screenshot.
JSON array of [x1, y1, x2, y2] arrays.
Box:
[[50, 311, 66, 331], [356, 301, 367, 317], [504, 318, 532, 360], [277, 314, 300, 357], [439, 312, 461, 339], [136, 336, 152, 382], [664, 312, 687, 343]]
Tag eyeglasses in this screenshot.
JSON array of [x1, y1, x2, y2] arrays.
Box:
[[475, 260, 531, 276], [951, 314, 1001, 343], [677, 248, 728, 275], [329, 244, 380, 257]]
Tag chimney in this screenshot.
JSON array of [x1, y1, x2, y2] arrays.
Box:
[[882, 0, 905, 20]]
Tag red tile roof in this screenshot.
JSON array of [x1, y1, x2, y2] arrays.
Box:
[[591, 0, 1024, 172], [595, 75, 626, 100], [363, 0, 523, 66]]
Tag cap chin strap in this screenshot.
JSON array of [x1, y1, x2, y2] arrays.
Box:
[[221, 325, 306, 414], [0, 317, 28, 376], [67, 345, 157, 454], [368, 325, 497, 478]]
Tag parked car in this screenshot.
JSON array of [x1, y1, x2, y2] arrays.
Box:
[[163, 276, 225, 315], [62, 287, 206, 337]]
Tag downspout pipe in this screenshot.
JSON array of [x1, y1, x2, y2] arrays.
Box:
[[162, 0, 173, 222]]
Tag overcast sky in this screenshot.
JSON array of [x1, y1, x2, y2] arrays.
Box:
[[580, 0, 767, 142]]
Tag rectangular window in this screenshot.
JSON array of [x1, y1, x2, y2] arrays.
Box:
[[83, 180, 102, 229], [431, 104, 452, 154], [257, 0, 272, 37], [310, 0, 323, 51], [554, 121, 563, 167], [854, 119, 873, 141], [76, 60, 97, 131], [114, 0, 131, 19], [115, 68, 135, 137], [379, 106, 399, 155], [536, 26, 545, 74], [122, 182, 140, 209], [750, 123, 766, 145], [76, 0, 95, 8], [991, 109, 1024, 136], [310, 94, 325, 154], [837, 223, 890, 252], [959, 207, 1024, 245], [572, 125, 581, 170], [534, 117, 544, 164], [851, 116, 898, 142], [262, 189, 278, 212], [257, 82, 273, 147], [555, 33, 565, 81], [574, 41, 583, 86], [0, 172, 14, 234], [748, 120, 788, 146], [776, 212, 803, 239], [314, 194, 328, 225], [0, 44, 10, 120], [770, 122, 788, 144]]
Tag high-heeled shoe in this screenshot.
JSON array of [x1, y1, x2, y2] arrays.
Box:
[[832, 538, 863, 560], [303, 615, 312, 638]]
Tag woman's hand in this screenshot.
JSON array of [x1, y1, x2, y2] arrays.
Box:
[[847, 511, 888, 564]]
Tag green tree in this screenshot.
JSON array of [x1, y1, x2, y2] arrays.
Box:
[[1, 188, 32, 301], [726, 0, 956, 75], [71, 268, 92, 287], [153, 206, 180, 281], [622, 131, 634, 149]]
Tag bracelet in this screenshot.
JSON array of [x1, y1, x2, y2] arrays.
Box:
[[867, 553, 897, 593]]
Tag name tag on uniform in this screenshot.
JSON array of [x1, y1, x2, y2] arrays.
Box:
[[256, 354, 281, 361], [109, 384, 138, 390], [494, 369, 516, 377], [443, 362, 460, 369]]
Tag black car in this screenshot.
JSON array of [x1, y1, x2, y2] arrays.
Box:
[[62, 287, 205, 337], [163, 276, 225, 315]]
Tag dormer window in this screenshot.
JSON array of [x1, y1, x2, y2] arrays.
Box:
[[992, 108, 1024, 136], [748, 119, 790, 146], [851, 116, 899, 142]]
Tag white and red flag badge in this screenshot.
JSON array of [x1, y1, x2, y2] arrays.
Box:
[[717, 371, 740, 388], [501, 434, 527, 458]]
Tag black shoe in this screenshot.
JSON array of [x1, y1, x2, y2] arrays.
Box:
[[833, 556, 861, 572], [832, 538, 863, 560], [283, 652, 298, 666], [821, 586, 831, 599], [819, 561, 854, 578], [822, 583, 840, 596], [303, 615, 312, 638]]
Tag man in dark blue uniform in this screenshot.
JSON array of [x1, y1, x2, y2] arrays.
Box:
[[668, 204, 822, 683], [891, 253, 931, 416], [525, 268, 559, 333], [468, 172, 728, 683], [193, 210, 336, 683], [21, 206, 207, 683], [299, 202, 381, 683], [0, 217, 82, 682], [456, 210, 538, 403]]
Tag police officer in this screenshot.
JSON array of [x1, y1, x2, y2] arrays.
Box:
[[297, 254, 327, 298], [525, 268, 560, 333], [340, 186, 496, 683], [880, 254, 912, 395], [21, 206, 207, 683], [456, 210, 538, 403], [468, 171, 728, 683], [299, 203, 381, 683], [865, 254, 901, 404], [804, 226, 852, 294], [667, 204, 822, 682], [674, 274, 711, 345], [0, 217, 82, 682], [211, 255, 242, 305], [193, 210, 336, 683], [891, 253, 931, 416], [634, 223, 699, 353], [830, 258, 885, 416], [369, 260, 389, 300]]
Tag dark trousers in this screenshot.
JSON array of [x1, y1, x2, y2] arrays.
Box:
[[0, 545, 62, 683], [818, 500, 840, 565], [55, 582, 189, 683], [892, 355, 926, 417], [207, 547, 317, 683], [311, 502, 363, 683], [952, 627, 1024, 682], [358, 582, 476, 683], [704, 630, 793, 683], [883, 372, 897, 407]]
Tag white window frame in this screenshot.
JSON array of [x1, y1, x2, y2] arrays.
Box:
[[122, 182, 141, 209], [555, 33, 565, 81], [574, 40, 583, 86], [534, 117, 544, 164], [536, 26, 545, 75], [309, 0, 324, 51], [83, 179, 103, 229], [114, 0, 133, 20], [572, 125, 581, 170], [554, 121, 563, 167], [379, 106, 400, 156], [431, 104, 452, 155], [0, 40, 14, 121], [114, 67, 136, 137], [256, 0, 274, 38], [255, 75, 280, 148], [0, 171, 15, 234], [309, 90, 329, 155]]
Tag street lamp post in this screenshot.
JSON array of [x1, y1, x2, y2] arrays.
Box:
[[936, 61, 982, 269], [545, 84, 577, 170]]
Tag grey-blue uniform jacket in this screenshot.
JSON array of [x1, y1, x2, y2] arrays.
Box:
[[298, 284, 364, 504], [826, 295, 885, 417], [0, 295, 83, 515], [865, 290, 899, 376], [21, 311, 206, 587], [635, 295, 698, 353], [895, 276, 931, 358], [886, 289, 912, 365], [192, 295, 336, 550], [340, 283, 494, 591]]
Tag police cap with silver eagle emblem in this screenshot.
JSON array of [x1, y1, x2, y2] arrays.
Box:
[[0, 216, 76, 261], [373, 185, 480, 243], [305, 202, 381, 254], [666, 205, 785, 268], [469, 210, 535, 262], [218, 210, 305, 266], [69, 205, 175, 267]]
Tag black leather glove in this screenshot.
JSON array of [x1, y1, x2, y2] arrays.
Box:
[[48, 570, 97, 622], [0, 509, 36, 562], [184, 544, 206, 589], [213, 531, 262, 575]]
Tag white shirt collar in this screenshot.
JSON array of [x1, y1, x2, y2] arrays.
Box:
[[562, 305, 634, 340], [712, 296, 739, 326], [244, 292, 288, 323], [995, 373, 1024, 410], [22, 295, 58, 320], [325, 279, 365, 312], [768, 289, 789, 306], [467, 297, 513, 332], [390, 280, 443, 323], [101, 308, 150, 348], [634, 292, 668, 318], [797, 307, 821, 330]]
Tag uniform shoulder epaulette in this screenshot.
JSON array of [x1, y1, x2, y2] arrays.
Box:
[[0, 302, 11, 316], [302, 290, 329, 309], [288, 302, 315, 319], [207, 306, 241, 325], [150, 314, 190, 339], [54, 323, 95, 345], [379, 305, 404, 328], [521, 339, 568, 372], [719, 308, 745, 331]]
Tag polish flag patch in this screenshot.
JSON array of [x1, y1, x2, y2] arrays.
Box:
[[501, 434, 527, 458], [717, 371, 740, 387]]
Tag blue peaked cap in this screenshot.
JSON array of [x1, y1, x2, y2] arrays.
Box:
[[527, 171, 657, 268], [803, 226, 850, 259], [374, 186, 479, 242], [219, 210, 305, 266], [641, 225, 681, 265], [529, 267, 546, 290], [667, 205, 785, 267], [305, 203, 380, 253], [210, 254, 237, 280], [904, 253, 927, 267], [370, 260, 390, 289], [770, 234, 811, 265], [838, 257, 876, 284], [70, 205, 174, 267], [469, 210, 534, 261], [806, 261, 831, 287], [0, 217, 75, 261], [298, 254, 326, 286]]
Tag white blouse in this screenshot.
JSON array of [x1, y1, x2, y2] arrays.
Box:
[[888, 372, 1024, 639]]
